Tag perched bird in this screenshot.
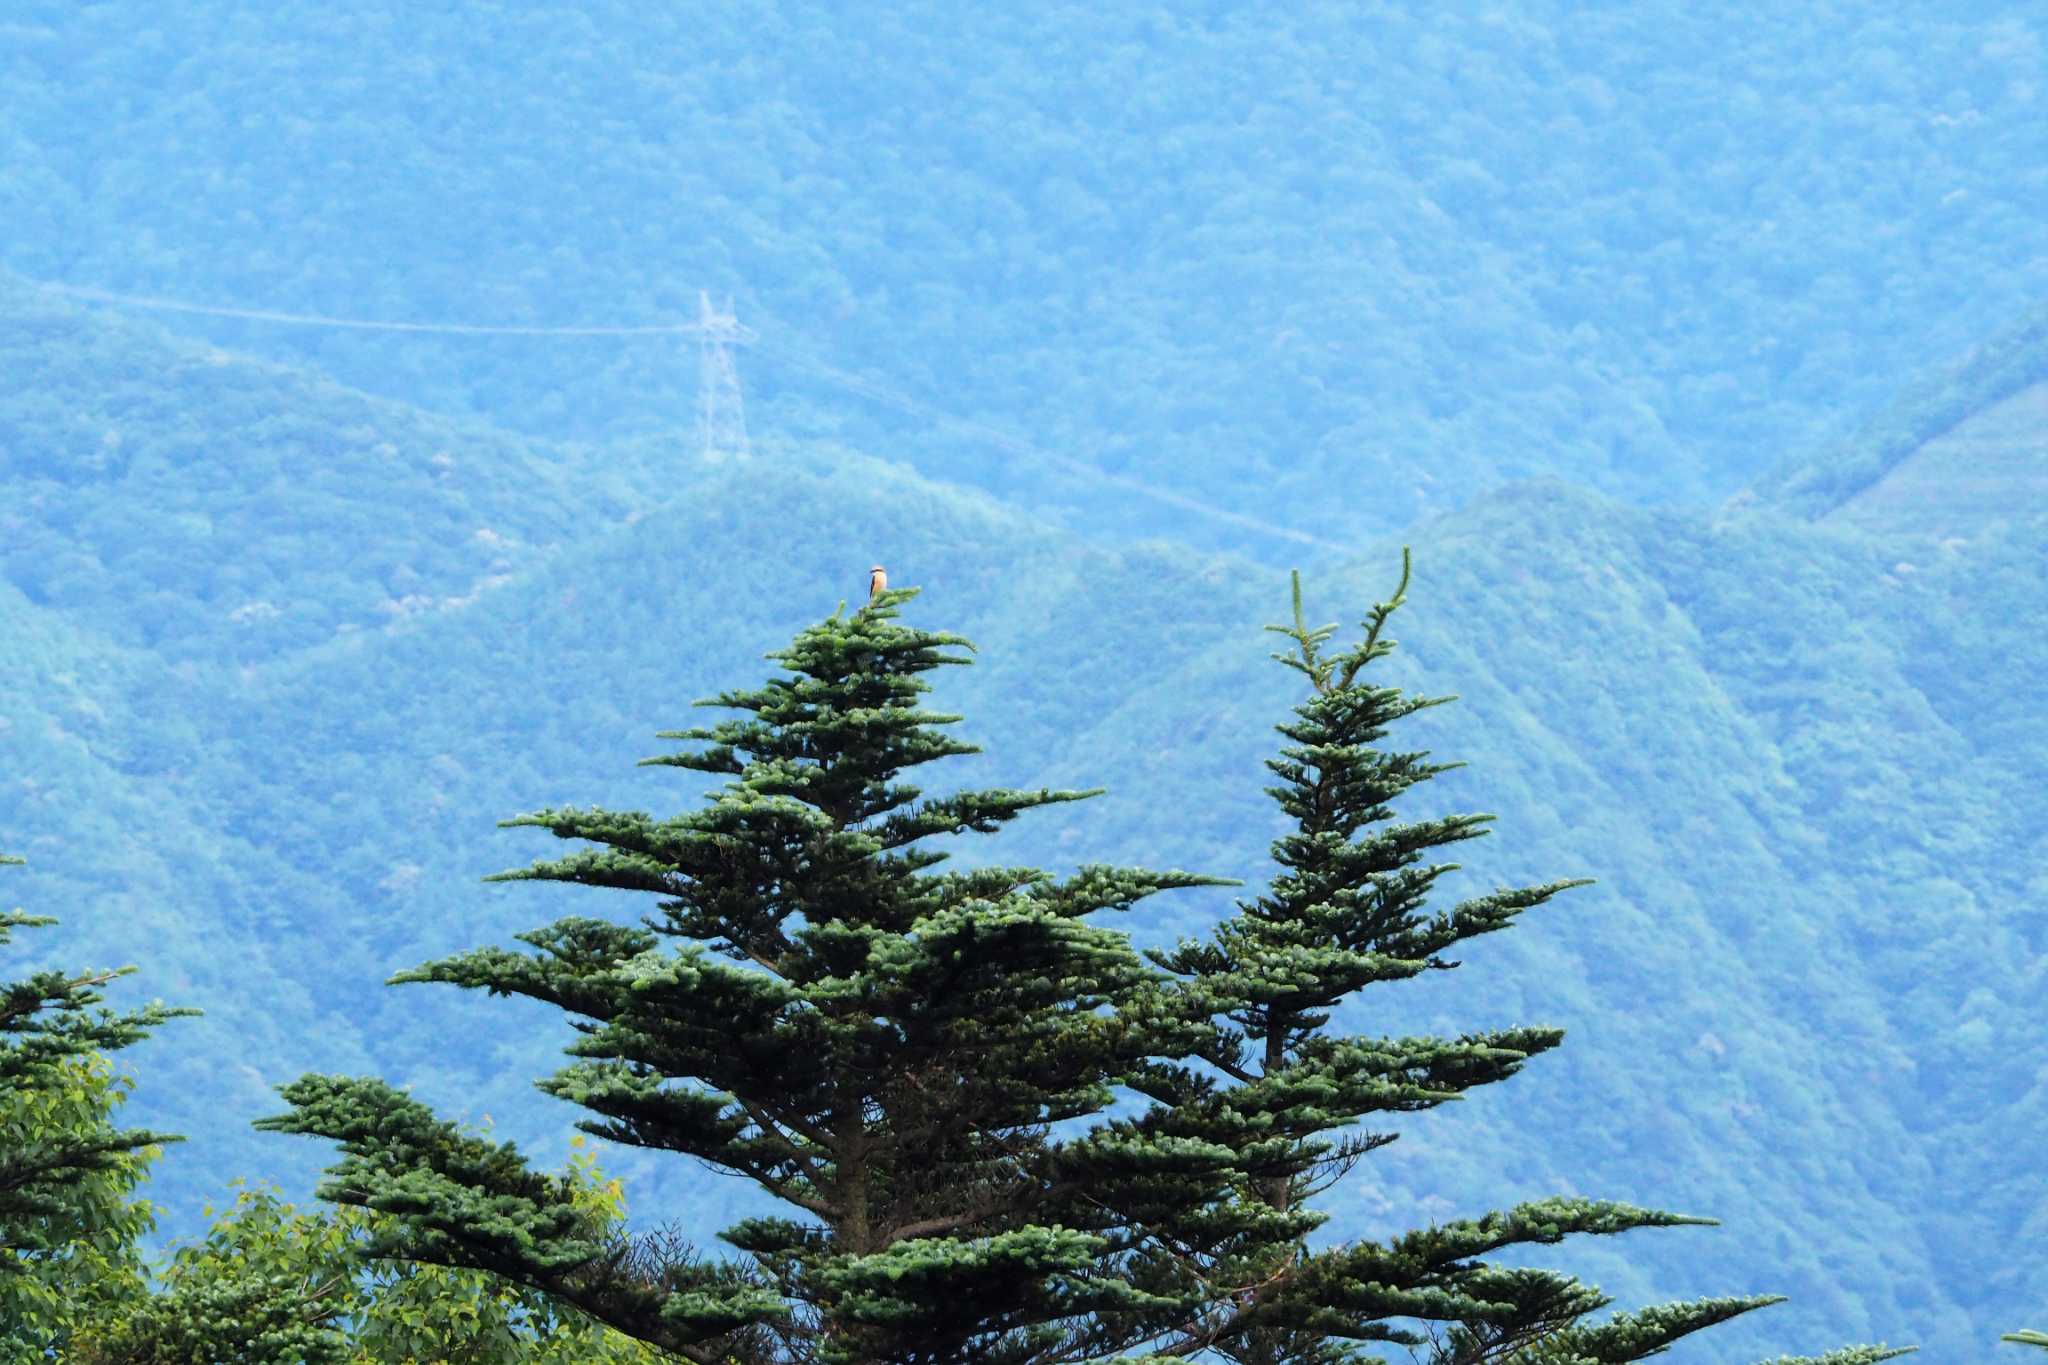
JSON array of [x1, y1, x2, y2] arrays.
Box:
[[868, 564, 888, 599]]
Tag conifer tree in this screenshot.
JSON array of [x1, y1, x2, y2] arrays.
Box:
[[1, 853, 194, 1351], [1109, 557, 1909, 1365], [261, 580, 1909, 1364], [261, 589, 1236, 1363], [1, 852, 193, 1236]]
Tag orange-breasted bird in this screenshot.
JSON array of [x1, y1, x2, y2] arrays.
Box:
[[868, 564, 888, 599]]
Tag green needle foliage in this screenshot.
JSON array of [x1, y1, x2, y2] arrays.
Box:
[[1116, 556, 1910, 1364], [1, 854, 193, 1227], [261, 588, 1231, 1363], [259, 577, 1911, 1364], [2005, 1329, 2048, 1351], [1, 853, 194, 1357]]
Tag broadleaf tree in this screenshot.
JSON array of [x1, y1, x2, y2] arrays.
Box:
[[65, 1142, 675, 1365], [260, 578, 1909, 1363]]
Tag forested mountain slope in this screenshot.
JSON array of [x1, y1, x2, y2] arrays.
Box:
[[1746, 294, 2048, 530], [7, 1, 2047, 553], [4, 6, 2045, 1347], [0, 277, 677, 664], [10, 340, 2042, 1359]]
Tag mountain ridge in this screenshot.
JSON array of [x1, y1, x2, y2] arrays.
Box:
[[13, 1, 2047, 558]]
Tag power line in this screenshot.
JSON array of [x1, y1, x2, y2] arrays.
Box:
[[33, 281, 715, 337], [743, 333, 1348, 553], [30, 277, 1347, 555]]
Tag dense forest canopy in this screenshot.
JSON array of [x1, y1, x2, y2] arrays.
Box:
[[3, 2, 2046, 1359], [6, 1, 2048, 550]]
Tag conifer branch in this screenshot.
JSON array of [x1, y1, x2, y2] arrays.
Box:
[[1359, 544, 1413, 659], [251, 578, 1893, 1364]]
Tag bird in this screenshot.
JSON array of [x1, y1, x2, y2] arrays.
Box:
[[868, 564, 888, 599]]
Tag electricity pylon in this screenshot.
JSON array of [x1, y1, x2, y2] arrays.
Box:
[[697, 291, 751, 463]]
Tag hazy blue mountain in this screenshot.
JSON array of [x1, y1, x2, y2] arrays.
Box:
[[0, 275, 678, 666], [6, 6, 2047, 1358], [1747, 295, 2048, 529], [8, 280, 2042, 1356], [6, 2, 2048, 554]]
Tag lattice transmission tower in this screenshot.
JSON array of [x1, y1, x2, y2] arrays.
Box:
[[697, 291, 752, 462]]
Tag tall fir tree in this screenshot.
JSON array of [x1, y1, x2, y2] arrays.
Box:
[[260, 579, 1909, 1364], [1113, 557, 1908, 1365], [1, 853, 195, 1355], [261, 589, 1237, 1363]]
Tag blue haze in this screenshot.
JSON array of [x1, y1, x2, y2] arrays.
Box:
[[4, 4, 2046, 1360]]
